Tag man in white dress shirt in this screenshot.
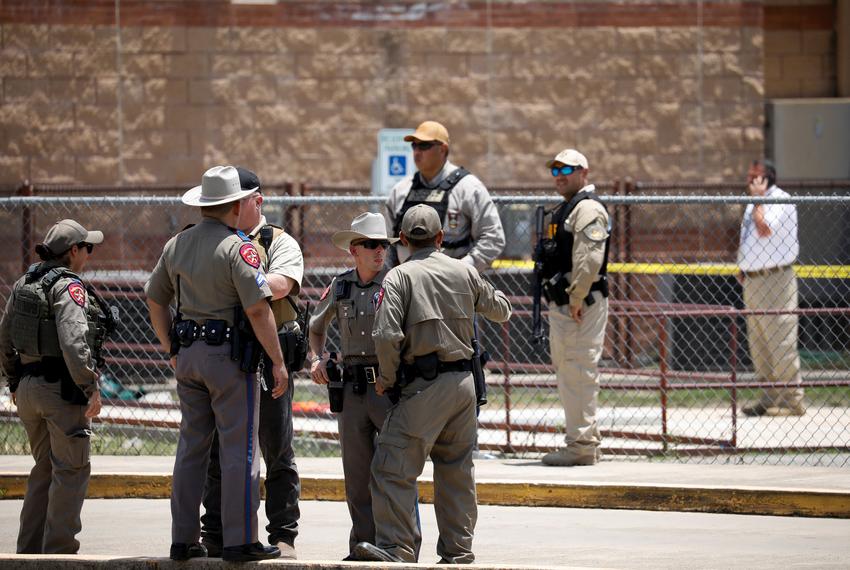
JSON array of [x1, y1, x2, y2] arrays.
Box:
[[737, 159, 804, 417]]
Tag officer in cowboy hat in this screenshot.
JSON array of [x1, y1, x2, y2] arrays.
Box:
[[145, 165, 286, 562], [355, 205, 512, 564], [0, 219, 108, 554], [308, 212, 409, 560]]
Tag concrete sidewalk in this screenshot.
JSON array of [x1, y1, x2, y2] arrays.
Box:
[[2, 455, 849, 518]]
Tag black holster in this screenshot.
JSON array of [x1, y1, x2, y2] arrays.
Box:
[[280, 329, 308, 373], [42, 357, 89, 405], [326, 352, 344, 413], [230, 308, 262, 373], [472, 337, 489, 408]]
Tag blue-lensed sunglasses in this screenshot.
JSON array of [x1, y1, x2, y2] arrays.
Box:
[[551, 165, 582, 177]]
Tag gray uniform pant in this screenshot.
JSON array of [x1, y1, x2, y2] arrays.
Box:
[[15, 375, 91, 554], [743, 267, 804, 407], [548, 293, 608, 454], [370, 372, 477, 564], [338, 380, 391, 551], [172, 343, 261, 548]]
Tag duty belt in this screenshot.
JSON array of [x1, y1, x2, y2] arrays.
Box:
[[344, 363, 379, 384], [401, 358, 473, 382], [174, 319, 232, 347], [19, 361, 56, 382], [743, 265, 791, 278]]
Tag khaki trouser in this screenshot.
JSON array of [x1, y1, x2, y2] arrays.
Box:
[[15, 375, 91, 554], [548, 293, 608, 453], [370, 372, 477, 564], [338, 381, 391, 551], [743, 266, 804, 407], [172, 343, 261, 548]]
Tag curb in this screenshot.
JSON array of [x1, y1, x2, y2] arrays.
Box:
[[2, 473, 848, 519], [0, 555, 585, 569]]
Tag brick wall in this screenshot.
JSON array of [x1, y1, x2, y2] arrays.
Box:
[[764, 0, 837, 98], [0, 1, 766, 187]]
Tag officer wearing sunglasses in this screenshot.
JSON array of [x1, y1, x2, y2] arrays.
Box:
[[537, 149, 611, 467], [0, 219, 109, 554], [384, 120, 505, 271], [307, 212, 413, 561]]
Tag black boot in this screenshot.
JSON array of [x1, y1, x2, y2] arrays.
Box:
[[169, 542, 207, 561], [353, 542, 405, 563], [222, 542, 281, 562]]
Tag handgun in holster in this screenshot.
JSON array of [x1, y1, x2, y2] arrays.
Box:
[[231, 307, 262, 373], [326, 352, 344, 413]]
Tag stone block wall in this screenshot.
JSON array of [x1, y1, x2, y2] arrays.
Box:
[[0, 1, 767, 188], [764, 0, 837, 98]]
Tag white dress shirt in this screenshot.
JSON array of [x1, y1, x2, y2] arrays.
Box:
[[737, 185, 799, 272]]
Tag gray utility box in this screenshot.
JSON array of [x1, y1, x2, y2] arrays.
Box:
[[766, 98, 850, 180]]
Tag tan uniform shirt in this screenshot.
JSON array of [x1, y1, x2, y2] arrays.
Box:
[[145, 217, 272, 326], [385, 160, 505, 271], [309, 268, 386, 365], [565, 185, 610, 307], [248, 216, 304, 329], [372, 247, 512, 390], [0, 270, 99, 397], [250, 215, 304, 295]]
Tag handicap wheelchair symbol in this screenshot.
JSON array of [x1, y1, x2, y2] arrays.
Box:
[[389, 155, 406, 176]]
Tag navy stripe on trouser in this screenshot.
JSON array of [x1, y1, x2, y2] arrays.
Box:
[[244, 372, 255, 545]]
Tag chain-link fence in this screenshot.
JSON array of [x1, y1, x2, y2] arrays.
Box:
[[1, 184, 848, 466]]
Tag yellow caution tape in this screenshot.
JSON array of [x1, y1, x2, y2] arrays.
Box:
[[490, 260, 850, 279]]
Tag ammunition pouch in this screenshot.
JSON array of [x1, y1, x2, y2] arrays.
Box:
[[343, 363, 379, 395], [542, 273, 571, 306], [172, 319, 231, 348]]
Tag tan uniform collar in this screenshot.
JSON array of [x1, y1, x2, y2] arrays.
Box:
[[407, 246, 439, 262]]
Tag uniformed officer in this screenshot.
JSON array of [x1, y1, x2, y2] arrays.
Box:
[[145, 165, 286, 562], [354, 204, 512, 564], [0, 219, 109, 554], [200, 167, 304, 559], [538, 149, 611, 467], [384, 120, 505, 271], [307, 212, 398, 560]]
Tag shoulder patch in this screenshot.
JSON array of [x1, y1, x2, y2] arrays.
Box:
[[374, 287, 385, 309], [582, 220, 608, 242], [320, 284, 331, 301], [67, 282, 86, 307], [239, 243, 261, 268]]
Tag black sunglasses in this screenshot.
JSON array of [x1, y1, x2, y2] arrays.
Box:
[[411, 141, 440, 151], [77, 242, 94, 253], [353, 239, 390, 250]]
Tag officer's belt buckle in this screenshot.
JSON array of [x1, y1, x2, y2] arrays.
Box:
[[364, 366, 377, 384]]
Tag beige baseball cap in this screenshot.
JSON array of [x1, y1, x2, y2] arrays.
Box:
[[546, 148, 589, 169], [401, 204, 442, 240], [403, 121, 450, 145], [38, 219, 104, 256]]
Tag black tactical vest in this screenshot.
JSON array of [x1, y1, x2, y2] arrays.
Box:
[[392, 167, 470, 245], [540, 191, 611, 281], [10, 262, 113, 360]]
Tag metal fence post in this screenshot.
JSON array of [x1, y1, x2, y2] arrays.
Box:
[[18, 180, 34, 273]]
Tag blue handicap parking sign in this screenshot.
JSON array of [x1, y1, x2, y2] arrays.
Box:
[[389, 155, 406, 176]]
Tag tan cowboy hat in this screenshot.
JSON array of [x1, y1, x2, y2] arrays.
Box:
[[181, 165, 258, 207], [332, 212, 399, 252]]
